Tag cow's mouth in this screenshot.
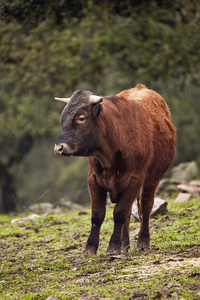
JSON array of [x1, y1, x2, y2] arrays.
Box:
[[54, 143, 74, 156]]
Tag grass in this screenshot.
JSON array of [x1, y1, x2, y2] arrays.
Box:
[[0, 197, 200, 299]]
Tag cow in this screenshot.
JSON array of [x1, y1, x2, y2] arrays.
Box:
[[54, 84, 176, 255]]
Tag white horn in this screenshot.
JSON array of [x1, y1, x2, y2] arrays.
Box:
[[54, 97, 71, 104], [89, 95, 103, 104]]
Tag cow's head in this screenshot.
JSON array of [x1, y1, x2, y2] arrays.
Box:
[[54, 90, 103, 156]]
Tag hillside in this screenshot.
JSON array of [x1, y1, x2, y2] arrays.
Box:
[[0, 197, 200, 299]]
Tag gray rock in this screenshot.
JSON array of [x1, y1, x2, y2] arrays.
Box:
[[157, 161, 200, 197], [177, 182, 200, 197], [28, 202, 53, 214], [171, 161, 199, 183], [132, 197, 168, 221], [46, 296, 58, 300], [11, 214, 40, 224], [166, 283, 174, 289], [175, 192, 191, 203], [157, 178, 180, 197], [132, 227, 140, 236], [58, 197, 83, 210], [190, 179, 200, 186]]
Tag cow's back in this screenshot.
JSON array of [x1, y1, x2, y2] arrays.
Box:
[[117, 83, 175, 136], [118, 84, 176, 181], [117, 84, 171, 118]]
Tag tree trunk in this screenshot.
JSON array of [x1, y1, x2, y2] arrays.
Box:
[[1, 168, 16, 213], [0, 133, 33, 213]]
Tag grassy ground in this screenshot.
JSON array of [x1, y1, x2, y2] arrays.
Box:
[[0, 197, 200, 300]]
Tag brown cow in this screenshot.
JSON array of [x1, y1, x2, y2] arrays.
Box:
[[54, 84, 176, 255]]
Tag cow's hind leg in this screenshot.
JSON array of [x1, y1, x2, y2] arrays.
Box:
[[137, 182, 159, 251], [107, 178, 141, 255]]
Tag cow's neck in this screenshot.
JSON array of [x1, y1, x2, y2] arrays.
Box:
[[91, 146, 125, 203], [93, 143, 123, 174], [93, 146, 113, 171]]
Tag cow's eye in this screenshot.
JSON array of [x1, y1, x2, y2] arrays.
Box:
[[77, 115, 86, 124]]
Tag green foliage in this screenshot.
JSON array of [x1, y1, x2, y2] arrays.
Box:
[[0, 0, 200, 140], [1, 0, 200, 146], [15, 142, 89, 208], [160, 84, 200, 165], [56, 157, 88, 190], [1, 0, 200, 210]]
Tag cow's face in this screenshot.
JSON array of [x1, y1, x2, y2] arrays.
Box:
[[54, 90, 103, 157]]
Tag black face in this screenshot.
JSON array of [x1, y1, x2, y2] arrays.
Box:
[[54, 90, 103, 157]]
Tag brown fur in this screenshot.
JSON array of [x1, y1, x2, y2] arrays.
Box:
[[55, 84, 176, 255], [86, 84, 176, 254]]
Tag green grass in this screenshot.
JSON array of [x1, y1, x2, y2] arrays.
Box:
[[0, 197, 200, 299]]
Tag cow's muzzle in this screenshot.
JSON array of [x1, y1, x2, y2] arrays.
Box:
[[54, 143, 73, 156]]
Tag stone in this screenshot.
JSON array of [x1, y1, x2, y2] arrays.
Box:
[[190, 180, 200, 186], [11, 214, 40, 224], [132, 228, 140, 236], [132, 197, 168, 221], [46, 296, 58, 300], [109, 255, 126, 261], [99, 298, 115, 300], [166, 283, 174, 289], [129, 291, 147, 299], [28, 202, 53, 214], [171, 161, 199, 183], [177, 182, 200, 197], [132, 202, 141, 221], [157, 178, 180, 197], [157, 161, 200, 197], [175, 192, 191, 203], [58, 197, 83, 210]]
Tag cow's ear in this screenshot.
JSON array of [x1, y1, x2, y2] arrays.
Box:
[[93, 103, 103, 118]]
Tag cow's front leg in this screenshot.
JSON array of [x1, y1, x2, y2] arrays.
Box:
[[84, 174, 107, 255], [121, 208, 132, 253], [107, 179, 141, 255]]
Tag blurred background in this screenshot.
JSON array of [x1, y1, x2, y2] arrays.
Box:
[[0, 0, 200, 213]]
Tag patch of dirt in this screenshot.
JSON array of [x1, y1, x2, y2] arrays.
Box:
[[1, 202, 200, 300]]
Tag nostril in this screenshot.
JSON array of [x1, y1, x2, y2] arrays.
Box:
[[58, 145, 63, 152], [54, 144, 64, 155], [54, 143, 72, 156]]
